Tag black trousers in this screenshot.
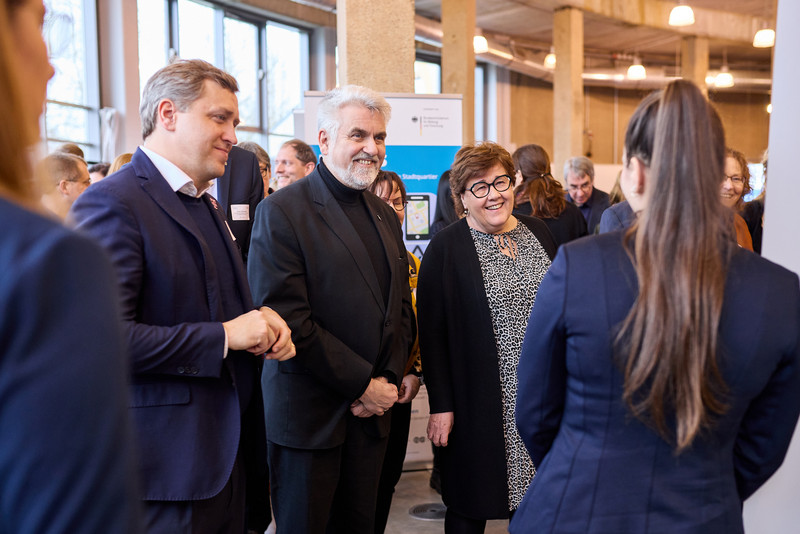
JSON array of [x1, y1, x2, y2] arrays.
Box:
[[143, 453, 246, 534], [374, 403, 412, 533], [268, 414, 389, 534]]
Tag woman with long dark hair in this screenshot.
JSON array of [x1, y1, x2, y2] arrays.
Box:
[[512, 144, 587, 247], [512, 80, 800, 533]]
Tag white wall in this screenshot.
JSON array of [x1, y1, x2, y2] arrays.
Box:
[[742, 0, 800, 531]]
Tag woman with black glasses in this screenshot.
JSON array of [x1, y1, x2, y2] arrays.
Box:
[[417, 142, 556, 533], [512, 143, 588, 247]]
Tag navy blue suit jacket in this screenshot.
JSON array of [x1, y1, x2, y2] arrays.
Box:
[[598, 200, 636, 233], [216, 145, 263, 264], [71, 148, 265, 503], [0, 198, 141, 532], [512, 232, 800, 533]]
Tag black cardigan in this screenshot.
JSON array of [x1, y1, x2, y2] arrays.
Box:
[[417, 215, 557, 519]]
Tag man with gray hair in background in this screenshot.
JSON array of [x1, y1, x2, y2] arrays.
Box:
[[248, 85, 414, 533], [564, 155, 610, 233]]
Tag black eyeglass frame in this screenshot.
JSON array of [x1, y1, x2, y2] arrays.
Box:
[[467, 174, 513, 198]]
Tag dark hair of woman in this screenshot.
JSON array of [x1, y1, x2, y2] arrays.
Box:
[[617, 80, 733, 452], [368, 170, 406, 202], [512, 144, 567, 219]]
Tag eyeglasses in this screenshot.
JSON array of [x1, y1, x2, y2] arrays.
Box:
[[467, 175, 512, 198], [382, 197, 408, 212], [68, 178, 92, 187], [724, 174, 745, 185]]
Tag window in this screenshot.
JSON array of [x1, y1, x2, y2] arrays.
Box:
[[44, 0, 100, 160], [415, 60, 441, 94], [136, 0, 310, 152], [265, 21, 309, 155]]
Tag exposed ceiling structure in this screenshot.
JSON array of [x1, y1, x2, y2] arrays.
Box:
[[294, 0, 777, 91]]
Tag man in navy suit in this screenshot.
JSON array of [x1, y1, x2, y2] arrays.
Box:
[[564, 156, 610, 233], [71, 59, 295, 534], [213, 145, 263, 264], [248, 85, 414, 533]]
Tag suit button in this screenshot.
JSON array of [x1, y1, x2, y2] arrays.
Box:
[[384, 320, 392, 327], [191, 367, 199, 375], [177, 366, 185, 374]]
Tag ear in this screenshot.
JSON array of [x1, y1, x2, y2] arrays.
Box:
[[318, 130, 330, 156], [157, 99, 178, 132], [514, 169, 523, 187], [57, 180, 71, 197], [304, 161, 316, 176], [629, 156, 647, 195]]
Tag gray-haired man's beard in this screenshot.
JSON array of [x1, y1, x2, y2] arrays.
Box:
[[327, 159, 379, 190]]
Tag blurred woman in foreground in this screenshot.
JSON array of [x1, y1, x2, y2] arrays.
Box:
[[419, 142, 556, 532], [0, 1, 140, 531], [512, 80, 800, 533]]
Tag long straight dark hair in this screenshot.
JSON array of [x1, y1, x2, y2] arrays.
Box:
[[618, 80, 733, 452]]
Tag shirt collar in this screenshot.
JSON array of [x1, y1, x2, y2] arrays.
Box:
[[140, 146, 214, 198]]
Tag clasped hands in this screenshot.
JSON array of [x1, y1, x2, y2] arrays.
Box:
[[350, 376, 398, 418], [222, 307, 295, 360]]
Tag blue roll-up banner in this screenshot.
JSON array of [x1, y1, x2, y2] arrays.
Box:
[[303, 92, 463, 261]]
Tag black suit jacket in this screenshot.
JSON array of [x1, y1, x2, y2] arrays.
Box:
[[216, 145, 264, 263], [248, 166, 414, 450], [567, 187, 610, 234]]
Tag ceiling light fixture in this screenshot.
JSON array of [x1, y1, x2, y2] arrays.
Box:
[[669, 3, 695, 27], [544, 47, 556, 69], [714, 49, 734, 88], [627, 57, 646, 80], [715, 66, 734, 88], [473, 35, 489, 54], [753, 28, 775, 48]]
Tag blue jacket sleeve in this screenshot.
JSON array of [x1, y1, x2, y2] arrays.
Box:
[[516, 246, 569, 465], [0, 228, 142, 533]]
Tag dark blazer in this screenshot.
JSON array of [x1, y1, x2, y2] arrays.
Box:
[[598, 199, 636, 233], [417, 216, 557, 519], [567, 187, 610, 233], [513, 201, 588, 247], [216, 145, 264, 263], [247, 165, 414, 449], [71, 148, 266, 506], [0, 199, 141, 533], [512, 231, 800, 533]]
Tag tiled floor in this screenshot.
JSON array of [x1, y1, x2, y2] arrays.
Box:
[[384, 469, 509, 534], [264, 469, 510, 533]]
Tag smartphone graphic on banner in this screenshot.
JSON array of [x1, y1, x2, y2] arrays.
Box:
[[405, 194, 430, 241]]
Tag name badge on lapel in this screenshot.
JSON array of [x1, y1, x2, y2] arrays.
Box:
[[231, 204, 250, 221]]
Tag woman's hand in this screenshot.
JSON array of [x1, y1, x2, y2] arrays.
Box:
[[427, 412, 454, 447]]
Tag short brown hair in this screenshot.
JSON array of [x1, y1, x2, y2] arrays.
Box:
[[139, 59, 238, 140], [368, 170, 406, 203], [281, 139, 317, 167], [450, 142, 515, 216]]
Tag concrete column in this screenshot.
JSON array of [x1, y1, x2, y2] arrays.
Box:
[[336, 0, 415, 93], [552, 6, 584, 182], [681, 36, 709, 96], [441, 0, 475, 145]]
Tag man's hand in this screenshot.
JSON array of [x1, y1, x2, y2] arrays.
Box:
[[223, 310, 276, 354], [259, 307, 295, 361], [357, 377, 398, 417], [397, 374, 421, 404], [427, 412, 454, 447]]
